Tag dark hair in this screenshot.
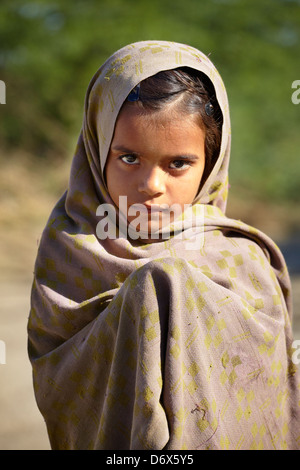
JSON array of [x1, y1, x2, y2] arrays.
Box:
[[125, 67, 223, 186]]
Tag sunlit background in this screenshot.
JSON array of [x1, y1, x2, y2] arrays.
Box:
[[0, 0, 299, 449]]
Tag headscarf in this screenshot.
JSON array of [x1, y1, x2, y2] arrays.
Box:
[[28, 41, 300, 450]]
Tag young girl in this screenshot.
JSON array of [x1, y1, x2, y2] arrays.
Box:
[[28, 41, 300, 450]]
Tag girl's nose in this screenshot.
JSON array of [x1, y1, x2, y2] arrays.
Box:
[[138, 166, 166, 198]]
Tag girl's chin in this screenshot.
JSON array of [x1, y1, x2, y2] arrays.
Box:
[[123, 209, 177, 242]]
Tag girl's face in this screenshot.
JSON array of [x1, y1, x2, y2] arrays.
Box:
[[105, 104, 206, 241]]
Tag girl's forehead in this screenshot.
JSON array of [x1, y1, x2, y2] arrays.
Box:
[[117, 101, 203, 129], [114, 104, 203, 136]]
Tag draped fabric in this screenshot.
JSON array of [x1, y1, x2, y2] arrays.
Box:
[[28, 41, 300, 450]]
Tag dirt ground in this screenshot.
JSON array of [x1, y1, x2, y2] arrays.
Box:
[[0, 278, 50, 450]]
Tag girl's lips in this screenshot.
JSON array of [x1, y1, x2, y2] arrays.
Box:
[[144, 204, 169, 212], [128, 203, 173, 216]]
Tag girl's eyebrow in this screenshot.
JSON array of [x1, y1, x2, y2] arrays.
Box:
[[111, 145, 140, 155], [111, 145, 200, 161], [172, 154, 200, 161]]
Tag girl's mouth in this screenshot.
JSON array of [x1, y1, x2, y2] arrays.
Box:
[[144, 204, 170, 213]]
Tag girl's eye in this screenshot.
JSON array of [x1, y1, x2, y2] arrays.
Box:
[[169, 160, 191, 170], [120, 154, 139, 165]]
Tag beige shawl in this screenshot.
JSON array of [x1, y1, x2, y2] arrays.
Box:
[[28, 41, 300, 450]]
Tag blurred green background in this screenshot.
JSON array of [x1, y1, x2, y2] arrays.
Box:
[[0, 0, 300, 450]]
